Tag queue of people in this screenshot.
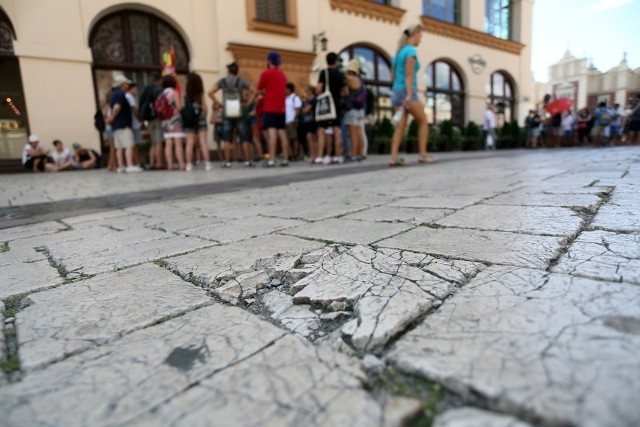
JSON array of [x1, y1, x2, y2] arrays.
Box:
[[524, 94, 640, 149], [22, 23, 449, 173]]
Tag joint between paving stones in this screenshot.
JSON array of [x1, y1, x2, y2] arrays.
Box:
[[547, 188, 614, 272]]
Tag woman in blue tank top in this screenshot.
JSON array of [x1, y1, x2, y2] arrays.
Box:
[[389, 24, 437, 166]]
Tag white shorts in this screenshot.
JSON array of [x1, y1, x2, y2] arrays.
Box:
[[114, 128, 135, 149]]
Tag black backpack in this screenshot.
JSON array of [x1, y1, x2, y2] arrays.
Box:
[[93, 110, 106, 132], [140, 85, 162, 121]]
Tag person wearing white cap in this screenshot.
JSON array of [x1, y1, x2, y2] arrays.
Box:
[[105, 74, 142, 172], [22, 134, 50, 172]]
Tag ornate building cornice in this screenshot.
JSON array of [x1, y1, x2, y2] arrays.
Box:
[[421, 16, 525, 55], [329, 0, 405, 25], [227, 43, 316, 73]]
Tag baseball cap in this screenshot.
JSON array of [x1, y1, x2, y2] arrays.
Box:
[[28, 134, 39, 143], [72, 142, 80, 149], [267, 51, 281, 66]]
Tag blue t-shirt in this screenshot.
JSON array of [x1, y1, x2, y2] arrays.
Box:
[[109, 88, 132, 130], [392, 45, 420, 90]]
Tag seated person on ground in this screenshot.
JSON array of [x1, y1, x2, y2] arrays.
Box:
[[45, 139, 74, 172], [72, 142, 101, 169], [22, 134, 49, 172]]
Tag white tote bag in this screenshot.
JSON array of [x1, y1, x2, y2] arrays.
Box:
[[315, 69, 337, 122]]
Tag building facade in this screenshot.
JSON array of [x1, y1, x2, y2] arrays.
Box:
[[547, 50, 640, 111], [0, 0, 535, 160]]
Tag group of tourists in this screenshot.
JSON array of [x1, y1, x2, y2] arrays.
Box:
[[92, 22, 438, 172], [523, 95, 640, 149], [23, 23, 441, 173]]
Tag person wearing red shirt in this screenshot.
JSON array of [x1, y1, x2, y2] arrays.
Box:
[[257, 51, 289, 167]]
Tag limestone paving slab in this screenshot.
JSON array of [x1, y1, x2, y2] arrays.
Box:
[[165, 234, 324, 286], [44, 226, 213, 276], [591, 204, 640, 232], [483, 191, 602, 209], [16, 263, 212, 371], [179, 216, 306, 243], [0, 305, 287, 426], [388, 266, 640, 427], [388, 194, 487, 210], [343, 206, 454, 225], [0, 236, 67, 299], [433, 407, 533, 427], [292, 246, 454, 353], [0, 220, 69, 241], [130, 334, 421, 427], [377, 227, 563, 269], [281, 218, 412, 245], [436, 205, 583, 236], [262, 290, 321, 338], [552, 230, 640, 284], [378, 249, 486, 284]]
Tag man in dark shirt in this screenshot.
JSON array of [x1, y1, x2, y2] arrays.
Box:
[[106, 75, 141, 173], [315, 52, 347, 164]]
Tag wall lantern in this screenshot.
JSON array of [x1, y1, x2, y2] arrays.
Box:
[[312, 31, 328, 53]]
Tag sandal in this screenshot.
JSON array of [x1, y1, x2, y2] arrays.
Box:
[[388, 158, 407, 167], [418, 155, 438, 164]]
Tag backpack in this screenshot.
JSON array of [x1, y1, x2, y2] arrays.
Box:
[[598, 109, 611, 126], [153, 91, 173, 120], [93, 110, 106, 132], [365, 87, 375, 115], [140, 86, 160, 121], [221, 77, 241, 119], [551, 113, 562, 127], [181, 98, 201, 129]]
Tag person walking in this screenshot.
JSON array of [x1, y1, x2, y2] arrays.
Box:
[[389, 24, 436, 166], [257, 51, 289, 167], [106, 75, 142, 173], [183, 72, 212, 171]]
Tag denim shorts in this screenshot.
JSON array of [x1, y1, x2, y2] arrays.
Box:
[[391, 88, 419, 108], [222, 118, 250, 142]]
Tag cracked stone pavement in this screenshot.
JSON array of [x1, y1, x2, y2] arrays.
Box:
[[1, 149, 640, 426]]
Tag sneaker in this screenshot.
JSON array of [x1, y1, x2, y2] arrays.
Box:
[[331, 156, 343, 164], [222, 162, 232, 168], [280, 160, 289, 167], [185, 163, 193, 172], [322, 155, 331, 165], [266, 160, 275, 168], [205, 162, 212, 171], [312, 157, 323, 165], [116, 166, 126, 173], [244, 161, 254, 167], [126, 165, 143, 173]]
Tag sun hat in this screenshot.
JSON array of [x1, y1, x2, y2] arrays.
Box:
[[113, 75, 133, 86], [267, 51, 281, 66], [346, 59, 361, 74], [28, 134, 39, 143]]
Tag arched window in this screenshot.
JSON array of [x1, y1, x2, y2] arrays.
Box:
[[90, 10, 190, 119], [0, 8, 15, 55], [339, 44, 392, 120], [485, 71, 515, 125], [1, 8, 29, 157], [425, 60, 465, 129]]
